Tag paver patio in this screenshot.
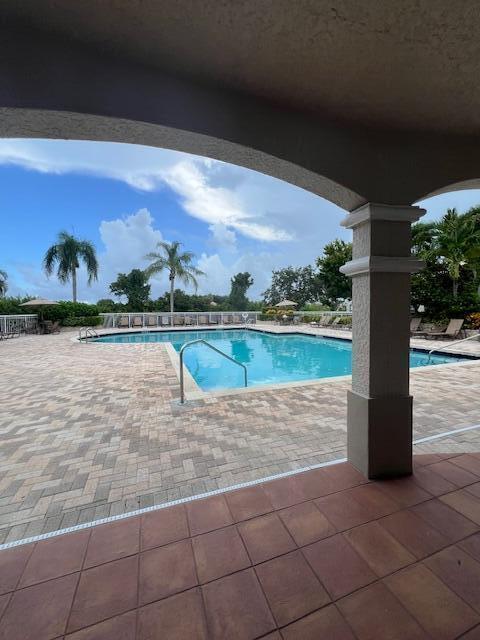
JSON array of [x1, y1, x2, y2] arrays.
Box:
[[2, 454, 480, 639], [0, 325, 479, 544]]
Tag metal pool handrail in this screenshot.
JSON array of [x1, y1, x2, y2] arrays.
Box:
[[427, 333, 480, 363], [78, 327, 99, 342], [179, 339, 247, 404]]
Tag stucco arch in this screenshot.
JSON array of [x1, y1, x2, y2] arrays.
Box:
[[3, 26, 480, 214]]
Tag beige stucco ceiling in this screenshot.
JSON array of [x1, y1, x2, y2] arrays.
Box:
[[3, 0, 480, 136]]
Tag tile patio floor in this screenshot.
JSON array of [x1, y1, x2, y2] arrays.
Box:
[[0, 325, 479, 544], [2, 454, 480, 639]]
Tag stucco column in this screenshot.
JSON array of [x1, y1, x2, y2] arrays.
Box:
[[340, 203, 425, 479]]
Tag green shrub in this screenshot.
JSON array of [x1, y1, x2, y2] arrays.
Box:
[[467, 312, 480, 329], [42, 302, 99, 321], [62, 316, 103, 327]]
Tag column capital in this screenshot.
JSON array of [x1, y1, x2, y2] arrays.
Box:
[[341, 203, 426, 229]]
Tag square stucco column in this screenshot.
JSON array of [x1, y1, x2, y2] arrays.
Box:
[[340, 203, 425, 479]]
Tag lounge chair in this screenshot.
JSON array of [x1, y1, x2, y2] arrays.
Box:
[[173, 315, 184, 326], [223, 315, 232, 324], [185, 316, 194, 326], [198, 315, 208, 326], [146, 316, 157, 328], [331, 316, 342, 327], [132, 316, 143, 328], [410, 317, 422, 334], [232, 315, 241, 324], [209, 315, 219, 325], [161, 316, 171, 327], [414, 318, 465, 340], [117, 316, 129, 328]]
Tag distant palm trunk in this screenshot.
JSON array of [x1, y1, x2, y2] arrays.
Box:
[[72, 268, 77, 303], [170, 275, 175, 313]]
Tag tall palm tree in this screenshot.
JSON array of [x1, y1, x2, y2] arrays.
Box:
[[0, 270, 7, 297], [434, 209, 480, 297], [43, 231, 98, 302], [145, 241, 204, 313]]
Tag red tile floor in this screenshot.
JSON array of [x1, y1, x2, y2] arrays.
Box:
[[2, 453, 480, 639]]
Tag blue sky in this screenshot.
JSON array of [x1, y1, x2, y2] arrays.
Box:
[[1, 139, 480, 302]]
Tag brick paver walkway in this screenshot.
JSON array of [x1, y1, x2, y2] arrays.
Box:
[[2, 454, 480, 639], [0, 327, 479, 543]]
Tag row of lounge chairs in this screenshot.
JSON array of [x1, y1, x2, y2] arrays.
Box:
[[410, 318, 465, 340], [115, 315, 245, 329], [309, 315, 352, 329]]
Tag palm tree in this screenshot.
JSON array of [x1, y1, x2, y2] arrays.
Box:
[[145, 241, 205, 312], [43, 231, 98, 302], [434, 209, 480, 298], [0, 270, 7, 297]]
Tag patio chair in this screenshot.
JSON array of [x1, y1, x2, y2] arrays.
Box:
[[331, 316, 342, 327], [198, 315, 208, 326], [146, 316, 157, 328], [117, 316, 129, 328], [223, 315, 232, 324], [232, 315, 241, 324], [161, 316, 171, 327], [410, 317, 422, 334], [132, 316, 143, 328], [50, 320, 61, 333], [185, 316, 194, 326], [210, 315, 219, 325], [173, 315, 185, 326], [415, 318, 465, 340]]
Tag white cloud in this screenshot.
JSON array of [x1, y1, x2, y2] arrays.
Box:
[[208, 223, 237, 251], [0, 140, 293, 243]]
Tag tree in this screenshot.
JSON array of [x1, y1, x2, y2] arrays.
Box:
[[43, 231, 98, 302], [0, 270, 7, 297], [262, 266, 317, 308], [96, 298, 120, 313], [145, 241, 204, 313], [110, 269, 151, 310], [434, 209, 480, 297], [315, 240, 352, 307], [229, 272, 253, 310]]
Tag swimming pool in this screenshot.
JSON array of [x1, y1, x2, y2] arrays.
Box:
[[93, 328, 470, 391]]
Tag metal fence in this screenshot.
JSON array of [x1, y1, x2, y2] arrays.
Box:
[[99, 310, 352, 329], [99, 311, 260, 329], [0, 314, 38, 334]]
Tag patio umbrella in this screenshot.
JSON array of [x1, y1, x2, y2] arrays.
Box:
[[274, 299, 298, 307], [20, 298, 59, 321]]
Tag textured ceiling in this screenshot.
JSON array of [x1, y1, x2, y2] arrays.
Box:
[[2, 0, 480, 134]]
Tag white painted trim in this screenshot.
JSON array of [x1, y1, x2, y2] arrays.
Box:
[[413, 423, 480, 444], [0, 457, 347, 550], [340, 255, 424, 276], [2, 422, 480, 550], [341, 203, 425, 228]]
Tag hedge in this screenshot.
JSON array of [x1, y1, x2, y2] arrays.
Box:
[[61, 316, 103, 327]]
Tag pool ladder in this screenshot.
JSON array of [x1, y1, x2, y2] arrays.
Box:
[[426, 333, 480, 363], [79, 327, 99, 342], [179, 339, 247, 404]]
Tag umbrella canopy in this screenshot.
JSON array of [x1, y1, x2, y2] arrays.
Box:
[[20, 298, 59, 307], [274, 299, 298, 307]]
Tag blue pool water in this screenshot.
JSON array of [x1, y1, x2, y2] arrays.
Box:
[[93, 329, 469, 391]]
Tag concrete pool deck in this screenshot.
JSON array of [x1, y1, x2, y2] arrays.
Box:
[[0, 324, 479, 544]]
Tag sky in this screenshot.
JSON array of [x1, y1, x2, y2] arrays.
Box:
[[1, 138, 480, 303]]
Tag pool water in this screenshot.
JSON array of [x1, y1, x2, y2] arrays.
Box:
[[93, 329, 469, 391]]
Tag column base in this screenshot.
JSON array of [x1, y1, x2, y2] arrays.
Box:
[[347, 390, 413, 479]]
